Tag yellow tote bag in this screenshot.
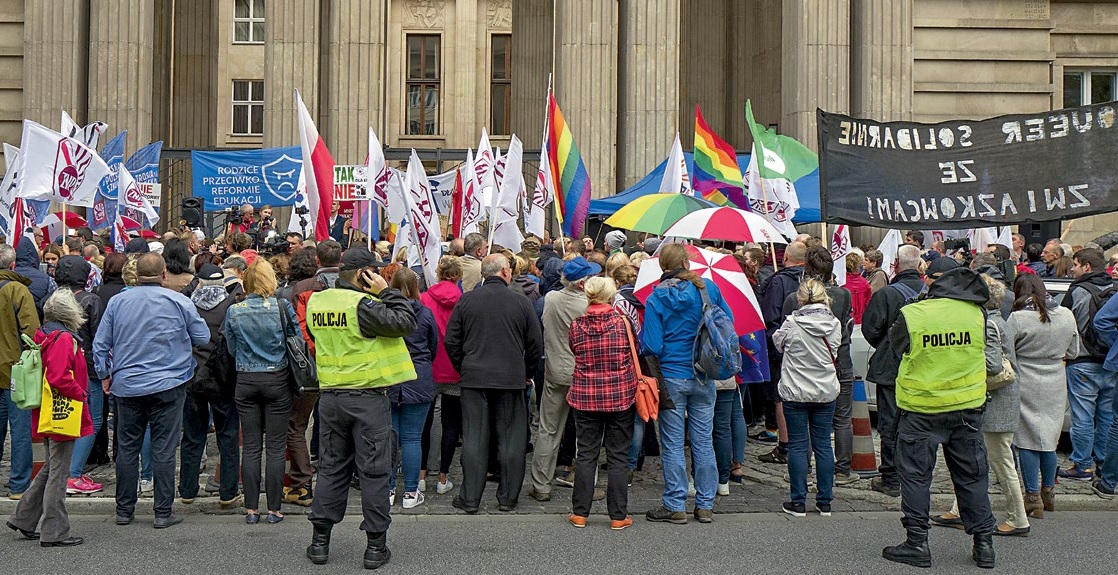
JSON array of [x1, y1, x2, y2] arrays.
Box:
[[37, 374, 83, 438]]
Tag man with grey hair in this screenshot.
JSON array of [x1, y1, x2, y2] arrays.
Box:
[[529, 256, 600, 502], [459, 233, 487, 291], [862, 243, 925, 498], [445, 253, 543, 513], [0, 243, 41, 501]]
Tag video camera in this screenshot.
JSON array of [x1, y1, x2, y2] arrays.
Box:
[[222, 208, 243, 227], [259, 231, 289, 257], [943, 238, 970, 252]]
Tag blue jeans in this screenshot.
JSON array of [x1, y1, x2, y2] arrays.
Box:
[[69, 376, 105, 478], [391, 402, 431, 494], [1066, 363, 1116, 468], [1018, 448, 1057, 493], [0, 388, 32, 493], [658, 377, 717, 512], [784, 400, 836, 505], [628, 417, 645, 470], [714, 388, 747, 483]]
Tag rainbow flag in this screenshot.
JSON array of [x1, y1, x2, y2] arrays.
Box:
[[547, 90, 592, 237], [692, 105, 747, 208]]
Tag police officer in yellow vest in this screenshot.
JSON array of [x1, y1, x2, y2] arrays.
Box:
[[882, 265, 998, 570], [304, 244, 417, 570]]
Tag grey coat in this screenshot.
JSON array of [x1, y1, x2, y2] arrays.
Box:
[[1008, 303, 1080, 451], [983, 314, 1019, 433]]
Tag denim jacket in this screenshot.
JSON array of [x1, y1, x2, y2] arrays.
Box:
[[223, 295, 298, 373]]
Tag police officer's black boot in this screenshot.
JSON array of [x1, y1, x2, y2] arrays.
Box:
[[363, 531, 391, 569], [972, 533, 995, 569], [882, 530, 932, 568], [306, 522, 332, 565]]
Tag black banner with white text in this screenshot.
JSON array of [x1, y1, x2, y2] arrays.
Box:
[[817, 103, 1118, 228]]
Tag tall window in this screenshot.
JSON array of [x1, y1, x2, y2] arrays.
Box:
[[406, 35, 440, 136], [232, 80, 264, 135], [1064, 70, 1115, 108], [491, 34, 512, 135], [234, 0, 265, 44]]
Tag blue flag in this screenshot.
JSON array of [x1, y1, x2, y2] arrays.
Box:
[[123, 141, 163, 226], [91, 130, 127, 231], [738, 330, 771, 383]]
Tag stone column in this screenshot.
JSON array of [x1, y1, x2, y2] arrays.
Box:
[[23, 0, 89, 128], [553, 0, 617, 199], [323, 0, 386, 163], [168, 0, 217, 149], [88, 0, 156, 153], [617, 0, 681, 189], [510, 0, 553, 149], [851, 0, 913, 121], [781, 0, 850, 149], [263, 0, 322, 150]]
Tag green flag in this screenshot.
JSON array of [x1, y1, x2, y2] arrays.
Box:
[[745, 100, 818, 182]]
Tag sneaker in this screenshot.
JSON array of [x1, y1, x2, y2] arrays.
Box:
[[284, 487, 313, 506], [388, 490, 395, 506], [417, 479, 427, 493], [782, 501, 806, 517], [401, 491, 424, 509], [717, 482, 730, 496], [610, 516, 633, 531], [219, 494, 243, 509], [553, 469, 575, 488], [645, 506, 688, 524], [758, 447, 787, 464], [751, 429, 779, 444], [871, 476, 901, 498], [204, 477, 221, 494], [528, 486, 551, 502], [66, 475, 103, 495], [139, 479, 154, 495], [1092, 479, 1116, 500], [687, 481, 696, 497], [592, 488, 606, 501], [436, 480, 454, 495], [568, 514, 587, 528], [627, 470, 634, 487], [834, 471, 861, 486], [782, 472, 816, 486], [817, 503, 832, 517], [1057, 465, 1094, 481], [693, 508, 713, 523]]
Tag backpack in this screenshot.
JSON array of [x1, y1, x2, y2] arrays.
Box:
[[693, 284, 742, 380], [1079, 282, 1118, 357], [10, 333, 42, 410], [890, 281, 928, 306]]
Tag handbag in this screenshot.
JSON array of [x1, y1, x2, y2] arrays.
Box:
[[277, 297, 318, 395], [37, 374, 83, 438], [621, 314, 659, 422], [986, 322, 1016, 391], [10, 333, 43, 410]]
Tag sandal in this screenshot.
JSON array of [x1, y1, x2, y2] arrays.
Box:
[[729, 462, 744, 483]]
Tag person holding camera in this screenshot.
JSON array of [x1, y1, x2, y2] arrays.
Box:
[[304, 244, 418, 569]]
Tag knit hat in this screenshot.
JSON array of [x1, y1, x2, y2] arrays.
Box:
[[605, 230, 626, 250], [643, 237, 662, 255]]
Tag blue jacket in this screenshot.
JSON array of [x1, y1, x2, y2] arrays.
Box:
[[641, 276, 733, 379], [14, 236, 55, 317], [93, 284, 210, 397], [1092, 293, 1118, 373], [224, 295, 299, 373], [389, 299, 438, 405]]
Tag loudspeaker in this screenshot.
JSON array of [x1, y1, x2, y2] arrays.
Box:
[[1020, 222, 1061, 247], [181, 197, 204, 228]]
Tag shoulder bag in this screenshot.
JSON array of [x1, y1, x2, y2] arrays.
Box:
[[277, 297, 317, 395]]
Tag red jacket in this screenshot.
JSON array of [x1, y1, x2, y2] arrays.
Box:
[[567, 304, 637, 412], [420, 280, 462, 384], [844, 274, 872, 325], [32, 328, 93, 442]]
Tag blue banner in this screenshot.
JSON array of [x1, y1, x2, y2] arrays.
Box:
[[91, 130, 127, 230], [123, 141, 163, 225], [191, 146, 303, 210]]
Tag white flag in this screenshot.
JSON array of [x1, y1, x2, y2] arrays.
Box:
[[744, 144, 799, 240], [995, 226, 1013, 251], [967, 227, 997, 254], [460, 149, 482, 236], [118, 164, 159, 226], [877, 229, 903, 280], [16, 120, 111, 208], [367, 127, 389, 209], [527, 141, 554, 239], [490, 136, 524, 252], [659, 133, 692, 195], [0, 144, 21, 241], [474, 128, 496, 206], [830, 224, 851, 286], [61, 110, 107, 150], [426, 167, 459, 214], [403, 150, 441, 286], [487, 146, 503, 216]]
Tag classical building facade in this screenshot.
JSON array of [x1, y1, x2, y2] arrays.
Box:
[[1, 0, 1117, 244]]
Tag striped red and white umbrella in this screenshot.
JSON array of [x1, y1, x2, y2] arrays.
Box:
[[662, 206, 787, 244], [119, 215, 143, 231], [40, 211, 88, 242], [633, 244, 764, 335]]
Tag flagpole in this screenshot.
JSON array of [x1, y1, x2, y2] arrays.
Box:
[[62, 202, 67, 247], [367, 200, 373, 250], [544, 73, 565, 256], [756, 155, 779, 272]]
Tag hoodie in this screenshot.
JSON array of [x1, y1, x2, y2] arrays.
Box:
[[191, 284, 235, 379], [567, 304, 637, 412], [641, 276, 733, 379], [14, 236, 55, 317], [0, 270, 39, 388], [420, 280, 462, 384], [1060, 270, 1115, 363], [55, 255, 102, 375], [772, 303, 841, 403]]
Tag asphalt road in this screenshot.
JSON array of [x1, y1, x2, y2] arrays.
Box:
[[3, 511, 1116, 574]]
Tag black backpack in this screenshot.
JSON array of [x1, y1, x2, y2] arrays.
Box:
[[1079, 282, 1118, 358]]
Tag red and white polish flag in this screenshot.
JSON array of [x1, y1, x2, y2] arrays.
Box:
[[295, 90, 336, 242]]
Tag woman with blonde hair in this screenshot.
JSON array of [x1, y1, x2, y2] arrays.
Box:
[[7, 290, 91, 547], [567, 276, 638, 529], [223, 258, 300, 524], [772, 278, 841, 517], [605, 252, 632, 278]]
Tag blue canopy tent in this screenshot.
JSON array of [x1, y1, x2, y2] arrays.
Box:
[[588, 152, 821, 223]]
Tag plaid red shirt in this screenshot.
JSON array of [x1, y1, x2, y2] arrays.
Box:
[[567, 304, 637, 412]]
